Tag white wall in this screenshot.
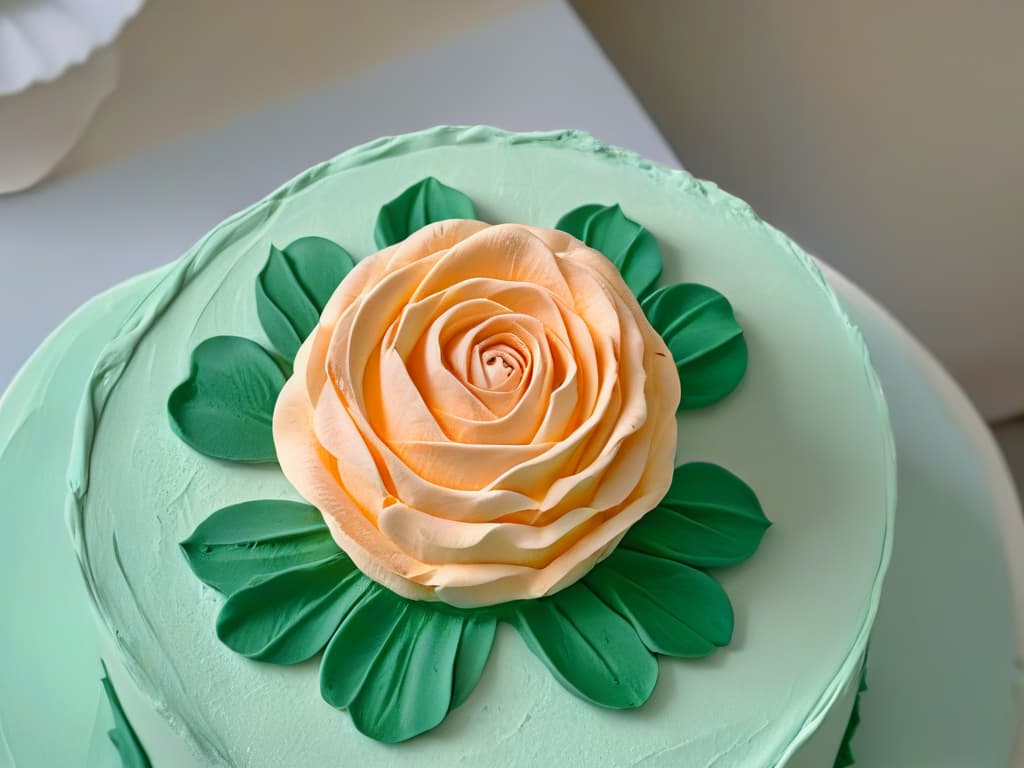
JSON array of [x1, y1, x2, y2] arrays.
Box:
[[576, 0, 1023, 420]]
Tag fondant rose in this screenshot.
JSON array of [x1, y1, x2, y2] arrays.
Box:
[[273, 220, 679, 607]]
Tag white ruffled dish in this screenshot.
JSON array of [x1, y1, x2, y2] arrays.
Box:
[[0, 0, 143, 96], [0, 44, 117, 193], [0, 0, 144, 193]]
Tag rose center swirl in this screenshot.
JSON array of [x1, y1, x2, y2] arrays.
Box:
[[427, 310, 548, 420], [472, 336, 529, 392]]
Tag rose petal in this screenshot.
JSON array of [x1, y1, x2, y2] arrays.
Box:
[[272, 220, 680, 607]]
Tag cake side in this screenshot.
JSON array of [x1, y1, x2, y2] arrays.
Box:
[[0, 269, 168, 767], [67, 126, 895, 767]]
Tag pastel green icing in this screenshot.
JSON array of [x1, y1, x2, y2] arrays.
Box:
[[66, 126, 895, 767], [784, 653, 867, 768], [0, 267, 168, 768]]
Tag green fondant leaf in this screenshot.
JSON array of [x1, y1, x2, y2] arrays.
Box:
[[349, 605, 464, 743], [556, 203, 662, 299], [320, 586, 407, 709], [642, 282, 748, 410], [554, 203, 604, 237], [585, 548, 733, 657], [167, 336, 285, 463], [450, 613, 497, 709], [100, 665, 151, 768], [508, 584, 657, 709], [624, 462, 770, 568], [180, 499, 340, 595], [256, 237, 355, 360], [374, 177, 477, 248], [216, 553, 371, 664], [321, 587, 477, 743]]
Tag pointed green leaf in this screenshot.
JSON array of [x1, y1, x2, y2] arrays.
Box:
[[320, 588, 492, 742], [554, 203, 604, 237], [374, 177, 477, 248], [509, 584, 657, 709], [625, 462, 770, 568], [100, 665, 151, 768], [216, 553, 371, 664], [642, 282, 747, 409], [349, 603, 464, 742], [586, 548, 733, 657], [320, 586, 467, 742], [556, 203, 662, 299], [279, 236, 356, 309], [180, 499, 340, 595], [450, 614, 497, 709], [320, 586, 408, 709], [167, 336, 285, 463], [256, 237, 355, 360]]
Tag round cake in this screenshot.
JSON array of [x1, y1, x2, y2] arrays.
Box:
[[55, 127, 893, 766]]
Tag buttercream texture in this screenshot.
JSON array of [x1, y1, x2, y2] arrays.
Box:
[[274, 220, 680, 606]]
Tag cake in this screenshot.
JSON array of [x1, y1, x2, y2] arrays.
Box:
[[0, 126, 894, 766]]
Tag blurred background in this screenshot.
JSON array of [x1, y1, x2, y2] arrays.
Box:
[[2, 0, 1022, 478], [576, 0, 1024, 484]]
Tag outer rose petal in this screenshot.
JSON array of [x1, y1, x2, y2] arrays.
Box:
[[273, 220, 679, 607]]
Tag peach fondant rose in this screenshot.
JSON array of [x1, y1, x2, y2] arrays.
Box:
[[273, 220, 680, 607]]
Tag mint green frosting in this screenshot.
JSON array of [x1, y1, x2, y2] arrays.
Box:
[[0, 267, 169, 767], [65, 126, 895, 767]]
